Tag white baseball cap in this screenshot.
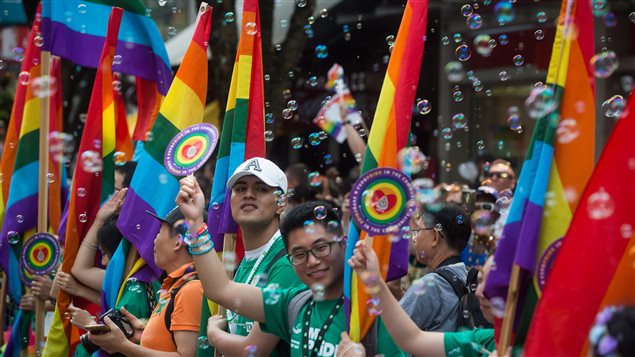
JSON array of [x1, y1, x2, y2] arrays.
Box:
[[227, 157, 288, 193]]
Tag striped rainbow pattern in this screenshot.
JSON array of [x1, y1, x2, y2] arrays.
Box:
[[524, 87, 634, 356], [41, 0, 172, 95], [44, 7, 125, 356], [0, 4, 67, 301], [325, 63, 343, 91], [484, 0, 595, 349], [343, 0, 429, 341], [313, 91, 356, 144], [207, 0, 265, 252], [116, 3, 212, 276]]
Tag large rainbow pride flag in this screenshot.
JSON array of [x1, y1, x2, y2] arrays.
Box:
[[343, 0, 429, 342], [43, 7, 132, 355], [116, 3, 212, 275], [484, 0, 595, 350]]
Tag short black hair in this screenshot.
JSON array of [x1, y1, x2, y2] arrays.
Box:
[[593, 307, 635, 357], [115, 161, 138, 188], [97, 213, 123, 257], [422, 203, 471, 253], [280, 200, 342, 251]]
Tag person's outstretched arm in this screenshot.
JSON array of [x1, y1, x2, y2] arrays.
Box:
[[207, 316, 280, 356], [72, 188, 127, 289], [347, 240, 445, 356], [176, 177, 265, 322]]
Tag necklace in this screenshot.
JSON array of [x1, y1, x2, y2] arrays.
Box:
[[227, 233, 282, 326], [301, 295, 344, 357]]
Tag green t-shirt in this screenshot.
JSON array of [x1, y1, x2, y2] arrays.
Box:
[[444, 328, 496, 357], [260, 286, 406, 357], [228, 235, 304, 336]]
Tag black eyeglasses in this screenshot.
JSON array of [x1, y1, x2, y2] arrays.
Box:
[[475, 202, 496, 212], [287, 241, 339, 266], [486, 171, 513, 180]]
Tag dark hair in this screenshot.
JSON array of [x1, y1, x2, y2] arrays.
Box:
[[592, 307, 635, 357], [115, 161, 138, 188], [285, 163, 310, 186], [422, 203, 471, 253], [280, 200, 342, 251], [97, 214, 124, 257]]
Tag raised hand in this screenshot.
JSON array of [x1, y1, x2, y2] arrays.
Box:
[[176, 177, 205, 226], [96, 187, 128, 222], [347, 240, 381, 287]]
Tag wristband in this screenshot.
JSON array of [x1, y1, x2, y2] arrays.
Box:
[[189, 239, 214, 255]]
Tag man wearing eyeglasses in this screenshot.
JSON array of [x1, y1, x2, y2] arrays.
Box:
[[204, 157, 303, 356], [401, 203, 472, 333], [175, 180, 405, 356], [483, 159, 516, 194]]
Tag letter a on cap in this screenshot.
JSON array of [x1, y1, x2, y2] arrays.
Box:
[[244, 159, 262, 172]]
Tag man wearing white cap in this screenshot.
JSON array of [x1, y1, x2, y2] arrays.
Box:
[[206, 157, 303, 356]]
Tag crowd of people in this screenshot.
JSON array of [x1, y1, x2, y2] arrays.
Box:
[[8, 153, 634, 357]]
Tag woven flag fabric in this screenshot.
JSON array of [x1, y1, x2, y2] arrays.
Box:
[[116, 3, 212, 276], [343, 0, 429, 342], [41, 0, 171, 95], [207, 0, 265, 254], [44, 7, 124, 356], [523, 95, 635, 356], [0, 4, 67, 301], [484, 0, 595, 348]]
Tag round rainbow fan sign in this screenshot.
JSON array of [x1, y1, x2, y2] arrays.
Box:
[[164, 123, 219, 176], [350, 168, 415, 236], [20, 233, 60, 276]]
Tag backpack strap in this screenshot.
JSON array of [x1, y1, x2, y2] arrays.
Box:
[[286, 290, 313, 332], [465, 268, 479, 293], [164, 271, 198, 344], [433, 268, 468, 299]]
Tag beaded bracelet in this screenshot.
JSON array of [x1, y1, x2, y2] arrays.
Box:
[[195, 223, 208, 236], [189, 237, 214, 255]]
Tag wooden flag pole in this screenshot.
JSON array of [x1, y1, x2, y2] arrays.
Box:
[[214, 232, 237, 357], [0, 271, 6, 346], [497, 263, 522, 356], [34, 50, 52, 355]]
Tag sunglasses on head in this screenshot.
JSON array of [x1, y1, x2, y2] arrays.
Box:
[[486, 171, 513, 180]]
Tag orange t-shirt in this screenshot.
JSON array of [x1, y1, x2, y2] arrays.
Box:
[[140, 263, 203, 352]]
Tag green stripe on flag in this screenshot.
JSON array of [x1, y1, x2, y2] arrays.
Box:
[[13, 129, 40, 171], [231, 98, 249, 144], [87, 0, 147, 15], [101, 150, 115, 202], [217, 108, 236, 158], [144, 113, 180, 165]]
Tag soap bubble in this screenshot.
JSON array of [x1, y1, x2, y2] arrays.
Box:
[[314, 206, 327, 220], [587, 187, 614, 220], [452, 113, 467, 129], [602, 95, 625, 118], [474, 34, 493, 57], [455, 45, 471, 62], [224, 11, 235, 23], [513, 54, 524, 66], [466, 14, 483, 30], [461, 4, 473, 17], [311, 283, 326, 301], [416, 99, 431, 115], [590, 50, 619, 79], [525, 86, 556, 119], [7, 231, 20, 244], [245, 22, 258, 36], [291, 137, 303, 149], [534, 29, 545, 40], [494, 1, 515, 25], [556, 118, 580, 144], [314, 45, 328, 59], [80, 151, 103, 173], [397, 147, 428, 174], [197, 336, 210, 349], [445, 62, 465, 82]]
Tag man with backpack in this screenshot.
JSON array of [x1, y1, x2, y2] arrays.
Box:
[[176, 174, 405, 356], [402, 203, 487, 332], [87, 206, 204, 356]]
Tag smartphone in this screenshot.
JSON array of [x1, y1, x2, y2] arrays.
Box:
[[84, 324, 111, 334]]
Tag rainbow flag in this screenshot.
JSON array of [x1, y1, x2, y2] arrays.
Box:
[[44, 7, 125, 355], [0, 4, 67, 301], [113, 72, 134, 160], [41, 0, 171, 95], [313, 92, 360, 144], [207, 0, 265, 254], [484, 0, 595, 349], [325, 63, 343, 91], [523, 95, 635, 356], [116, 3, 212, 276], [200, 1, 265, 353], [343, 0, 429, 341]]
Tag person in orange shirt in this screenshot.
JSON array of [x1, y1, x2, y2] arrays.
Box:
[[87, 207, 204, 357]]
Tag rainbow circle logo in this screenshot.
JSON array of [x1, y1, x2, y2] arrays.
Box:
[[164, 123, 219, 176], [19, 264, 34, 287], [350, 168, 415, 236], [20, 232, 60, 276]]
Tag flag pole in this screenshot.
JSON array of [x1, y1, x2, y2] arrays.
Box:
[[0, 271, 6, 346], [35, 50, 52, 355], [497, 264, 521, 356], [215, 232, 237, 357]]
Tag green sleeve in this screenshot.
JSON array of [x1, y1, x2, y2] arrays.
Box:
[[266, 258, 304, 289], [116, 280, 160, 320], [259, 286, 306, 343], [443, 328, 496, 357]]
